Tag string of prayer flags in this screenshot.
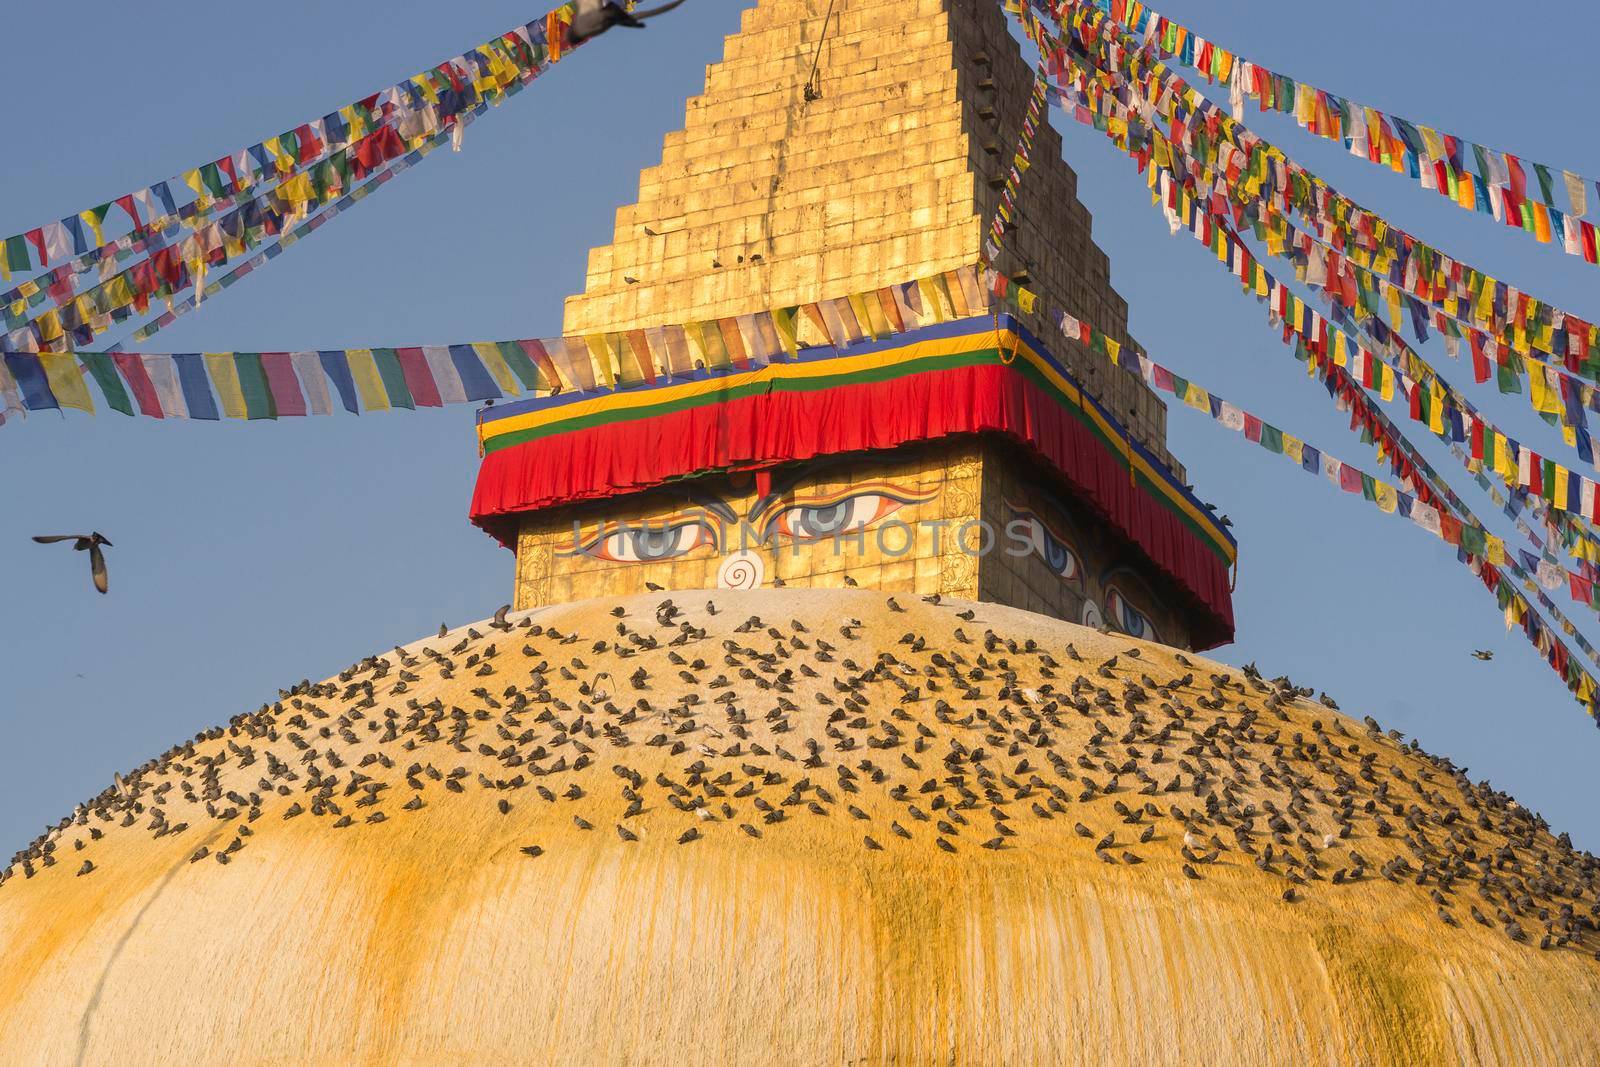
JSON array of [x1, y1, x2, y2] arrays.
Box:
[[1077, 0, 1599, 251], [984, 244, 1600, 717], [1010, 3, 1600, 712], [0, 265, 983, 422], [1034, 1, 1600, 370], [0, 3, 583, 287], [981, 70, 1050, 267], [8, 0, 598, 357], [2, 9, 587, 352], [1029, 31, 1600, 551], [1145, 341, 1600, 715]]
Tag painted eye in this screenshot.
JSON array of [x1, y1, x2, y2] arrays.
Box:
[[1105, 588, 1158, 642], [1030, 520, 1080, 581], [583, 520, 716, 563], [767, 493, 907, 543], [1081, 599, 1104, 629]]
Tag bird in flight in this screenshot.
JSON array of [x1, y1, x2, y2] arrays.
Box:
[[1471, 650, 1494, 661], [32, 532, 112, 594]]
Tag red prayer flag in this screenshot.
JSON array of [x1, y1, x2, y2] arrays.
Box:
[[396, 347, 443, 407], [1470, 334, 1490, 383], [259, 352, 308, 416], [718, 317, 750, 369], [111, 352, 163, 417], [1506, 155, 1528, 201], [24, 228, 46, 266], [626, 329, 658, 384], [115, 194, 142, 230], [295, 124, 324, 164], [517, 339, 561, 390]]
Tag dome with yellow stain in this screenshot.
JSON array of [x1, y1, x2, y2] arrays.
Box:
[[2, 589, 1597, 1066]]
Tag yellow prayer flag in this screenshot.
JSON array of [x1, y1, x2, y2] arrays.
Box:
[[279, 173, 313, 205], [1419, 126, 1446, 162], [1333, 331, 1348, 367], [472, 341, 521, 394], [918, 276, 953, 322], [1283, 435, 1303, 464], [36, 309, 62, 343], [771, 307, 798, 355], [1104, 337, 1120, 362], [1494, 434, 1517, 481], [39, 354, 94, 413], [1380, 365, 1396, 403], [1374, 482, 1397, 514], [1486, 535, 1507, 566], [584, 334, 617, 388], [204, 353, 248, 419], [346, 349, 390, 412], [1016, 287, 1039, 314], [847, 292, 882, 339]]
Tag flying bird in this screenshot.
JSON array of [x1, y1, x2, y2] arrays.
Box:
[[33, 532, 112, 593], [1471, 650, 1494, 661]]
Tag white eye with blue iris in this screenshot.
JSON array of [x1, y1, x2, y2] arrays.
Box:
[[766, 493, 908, 543], [1104, 587, 1158, 642], [1034, 523, 1080, 580], [1016, 513, 1081, 581], [583, 520, 717, 562]]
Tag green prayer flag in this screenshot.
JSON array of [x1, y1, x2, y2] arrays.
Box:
[[1543, 459, 1557, 502], [234, 353, 277, 420], [199, 162, 228, 198], [371, 348, 415, 410], [1496, 360, 1521, 395], [1460, 524, 1487, 557], [497, 340, 544, 391], [80, 352, 133, 415], [1259, 424, 1284, 454], [1472, 143, 1492, 181], [1534, 163, 1557, 207], [3, 234, 32, 272]]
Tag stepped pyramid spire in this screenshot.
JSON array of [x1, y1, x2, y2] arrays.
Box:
[[563, 0, 1173, 466], [474, 0, 1235, 650]]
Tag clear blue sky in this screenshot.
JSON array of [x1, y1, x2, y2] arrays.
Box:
[[2, 0, 1597, 856]]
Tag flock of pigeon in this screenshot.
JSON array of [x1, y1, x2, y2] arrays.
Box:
[[4, 589, 1595, 962]]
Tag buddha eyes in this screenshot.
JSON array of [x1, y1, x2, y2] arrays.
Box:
[[764, 488, 924, 543], [1105, 587, 1158, 642], [572, 485, 931, 563], [581, 519, 718, 563]]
